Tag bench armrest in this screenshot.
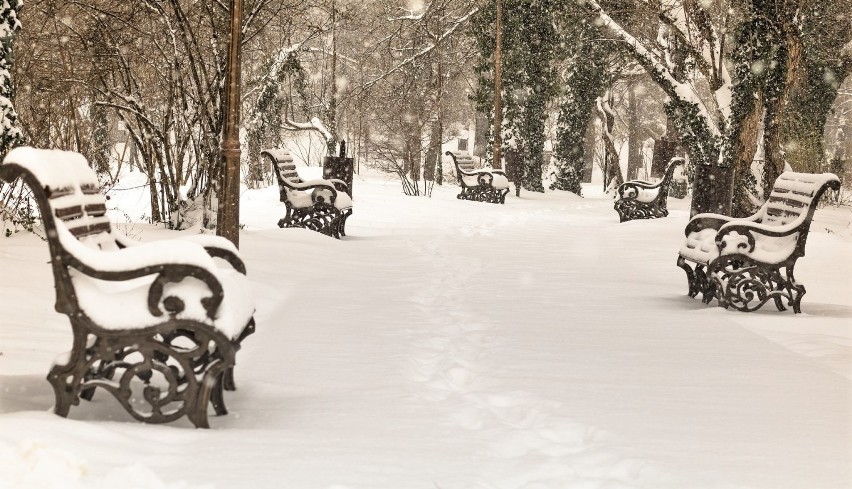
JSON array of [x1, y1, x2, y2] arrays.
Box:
[[617, 180, 661, 199], [59, 227, 225, 319], [176, 234, 247, 274], [683, 213, 737, 236], [456, 167, 499, 178], [114, 232, 246, 274], [280, 178, 345, 205], [620, 180, 661, 191], [715, 215, 808, 256], [325, 178, 349, 192]]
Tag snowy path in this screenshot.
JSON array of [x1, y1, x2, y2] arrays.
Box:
[[1, 176, 850, 488]]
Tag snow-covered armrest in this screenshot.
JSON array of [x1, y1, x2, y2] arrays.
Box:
[[616, 180, 662, 201], [325, 178, 349, 192], [114, 232, 245, 274], [61, 227, 217, 273], [59, 227, 225, 319], [176, 234, 246, 274], [714, 214, 809, 264], [683, 211, 762, 236], [281, 177, 349, 205]]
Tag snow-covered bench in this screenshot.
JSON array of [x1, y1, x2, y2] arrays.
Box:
[[0, 147, 256, 428], [676, 170, 840, 313], [613, 157, 684, 222], [261, 149, 352, 238], [446, 151, 510, 204]]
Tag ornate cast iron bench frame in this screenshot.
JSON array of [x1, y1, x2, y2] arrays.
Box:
[[261, 149, 352, 238], [676, 170, 840, 313], [0, 147, 256, 428], [446, 151, 510, 204], [614, 157, 684, 222]]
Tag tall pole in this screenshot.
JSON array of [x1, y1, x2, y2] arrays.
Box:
[[491, 0, 503, 170], [218, 0, 243, 247]]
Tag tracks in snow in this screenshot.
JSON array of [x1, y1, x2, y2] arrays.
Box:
[[401, 225, 667, 489]]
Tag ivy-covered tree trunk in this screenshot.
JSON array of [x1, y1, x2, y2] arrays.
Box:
[[472, 0, 558, 194], [424, 59, 443, 183], [90, 100, 111, 176], [0, 0, 23, 158], [246, 48, 306, 188], [775, 1, 852, 175], [519, 92, 548, 193]]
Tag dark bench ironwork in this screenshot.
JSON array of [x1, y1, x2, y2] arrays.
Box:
[[0, 147, 256, 428], [677, 170, 840, 313], [446, 151, 510, 204], [261, 149, 352, 238], [614, 157, 684, 222]]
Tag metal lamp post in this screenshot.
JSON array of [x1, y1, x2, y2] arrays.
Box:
[[217, 0, 243, 247]]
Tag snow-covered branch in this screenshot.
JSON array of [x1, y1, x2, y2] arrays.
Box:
[[578, 0, 722, 137], [282, 117, 334, 144], [359, 5, 479, 92], [388, 1, 433, 22]]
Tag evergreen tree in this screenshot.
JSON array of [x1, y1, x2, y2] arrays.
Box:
[[551, 15, 613, 195], [245, 47, 308, 187], [0, 0, 23, 157], [472, 0, 560, 193], [778, 0, 852, 174]]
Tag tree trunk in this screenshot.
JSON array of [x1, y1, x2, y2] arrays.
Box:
[[598, 95, 623, 189], [474, 113, 489, 160], [491, 0, 503, 169], [763, 13, 804, 197], [730, 94, 764, 217], [626, 84, 643, 180], [582, 122, 595, 182], [424, 59, 443, 183]]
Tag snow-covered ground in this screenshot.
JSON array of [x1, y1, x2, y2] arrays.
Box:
[[1, 171, 850, 489]]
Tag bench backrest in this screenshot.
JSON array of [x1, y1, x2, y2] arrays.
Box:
[[447, 151, 477, 186], [762, 171, 840, 227], [1, 147, 118, 315], [452, 152, 475, 172], [262, 149, 302, 186], [2, 148, 116, 249]]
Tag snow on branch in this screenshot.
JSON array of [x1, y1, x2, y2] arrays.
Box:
[[578, 0, 722, 137], [653, 0, 731, 96], [388, 1, 433, 22], [283, 117, 334, 143], [359, 5, 479, 92]]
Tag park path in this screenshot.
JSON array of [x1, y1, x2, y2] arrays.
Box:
[[1, 180, 849, 488]]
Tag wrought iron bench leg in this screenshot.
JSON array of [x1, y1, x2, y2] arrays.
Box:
[[676, 256, 700, 298], [210, 372, 228, 416]]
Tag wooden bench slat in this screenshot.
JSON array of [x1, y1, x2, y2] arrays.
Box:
[[85, 203, 108, 217], [80, 183, 101, 195], [46, 186, 75, 199], [55, 205, 84, 220]]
